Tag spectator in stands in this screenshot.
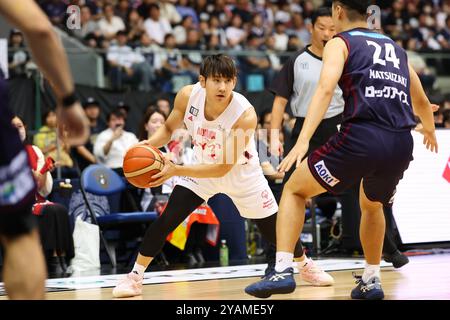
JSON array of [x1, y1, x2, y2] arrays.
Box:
[[443, 109, 450, 128], [12, 115, 74, 275], [173, 15, 194, 45], [249, 13, 268, 47], [159, 0, 182, 25], [40, 0, 67, 27], [126, 9, 146, 46], [437, 16, 450, 49], [33, 109, 76, 178], [157, 34, 183, 92], [273, 21, 289, 51], [98, 3, 126, 40], [8, 29, 29, 78], [155, 98, 171, 118], [287, 34, 303, 52], [264, 36, 283, 72], [193, 0, 209, 23], [94, 109, 138, 172], [107, 30, 154, 91], [71, 5, 99, 43], [144, 3, 173, 46], [287, 13, 310, 46], [175, 0, 200, 26], [239, 34, 274, 89], [72, 97, 104, 172], [207, 15, 228, 48], [226, 14, 247, 49], [232, 0, 252, 24], [135, 33, 162, 83], [115, 0, 131, 25]]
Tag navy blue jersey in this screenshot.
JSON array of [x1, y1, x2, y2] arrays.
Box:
[[336, 28, 416, 131]]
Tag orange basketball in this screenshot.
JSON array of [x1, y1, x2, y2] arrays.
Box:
[[123, 145, 165, 188]]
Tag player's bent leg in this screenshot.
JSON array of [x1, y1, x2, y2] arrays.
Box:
[[351, 180, 385, 300], [245, 159, 327, 298], [113, 185, 205, 298]]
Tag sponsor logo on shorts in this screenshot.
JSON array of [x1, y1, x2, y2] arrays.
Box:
[[313, 160, 340, 187], [261, 190, 269, 200]]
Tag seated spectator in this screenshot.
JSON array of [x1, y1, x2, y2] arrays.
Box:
[[173, 15, 194, 45], [155, 97, 171, 118], [40, 0, 67, 27], [273, 21, 289, 51], [115, 0, 131, 25], [159, 0, 182, 25], [98, 3, 126, 40], [156, 34, 183, 92], [144, 3, 173, 46], [287, 13, 310, 46], [33, 109, 76, 178], [176, 0, 199, 26], [437, 16, 450, 49], [94, 109, 140, 212], [225, 14, 247, 49], [72, 97, 105, 172], [94, 109, 138, 173], [443, 109, 450, 128], [8, 29, 29, 78], [126, 9, 146, 46], [12, 115, 74, 275], [71, 5, 99, 42], [239, 34, 275, 89], [107, 30, 154, 91]]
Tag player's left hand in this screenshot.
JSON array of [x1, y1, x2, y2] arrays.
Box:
[[277, 140, 309, 172], [147, 159, 177, 187]]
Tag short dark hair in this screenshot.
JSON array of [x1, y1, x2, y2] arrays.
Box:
[[199, 54, 237, 80], [107, 109, 125, 122], [311, 7, 332, 25], [333, 0, 372, 20], [138, 106, 167, 141]]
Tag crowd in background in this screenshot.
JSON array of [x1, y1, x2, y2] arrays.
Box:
[[7, 0, 450, 92]]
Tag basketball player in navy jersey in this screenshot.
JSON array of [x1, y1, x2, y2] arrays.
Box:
[[246, 0, 438, 300], [0, 1, 89, 299]]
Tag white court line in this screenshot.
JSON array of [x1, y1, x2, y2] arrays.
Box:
[[37, 259, 391, 290]]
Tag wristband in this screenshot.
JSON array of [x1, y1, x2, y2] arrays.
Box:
[[61, 92, 78, 108]]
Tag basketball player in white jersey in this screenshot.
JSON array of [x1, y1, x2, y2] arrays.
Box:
[[112, 54, 333, 298]]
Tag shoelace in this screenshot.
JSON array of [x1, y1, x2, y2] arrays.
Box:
[[352, 272, 363, 285]]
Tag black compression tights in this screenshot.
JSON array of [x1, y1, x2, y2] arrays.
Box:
[[139, 185, 304, 259]]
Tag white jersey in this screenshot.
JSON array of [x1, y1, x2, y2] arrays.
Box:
[[177, 82, 278, 219], [184, 82, 259, 166]]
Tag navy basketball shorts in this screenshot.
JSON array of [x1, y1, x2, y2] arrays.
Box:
[[307, 122, 414, 207], [0, 85, 37, 237]]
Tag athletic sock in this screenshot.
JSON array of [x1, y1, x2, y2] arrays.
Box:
[[362, 263, 380, 283], [131, 263, 146, 278], [275, 252, 294, 272]]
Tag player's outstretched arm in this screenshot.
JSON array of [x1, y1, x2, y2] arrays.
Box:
[[409, 63, 438, 153], [148, 108, 258, 187], [141, 85, 193, 148], [278, 37, 347, 172]]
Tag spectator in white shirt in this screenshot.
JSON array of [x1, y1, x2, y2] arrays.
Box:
[[143, 3, 173, 45], [107, 30, 154, 91], [98, 3, 126, 40], [94, 109, 138, 171]]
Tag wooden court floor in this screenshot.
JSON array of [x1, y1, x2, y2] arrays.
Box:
[[2, 254, 450, 300]]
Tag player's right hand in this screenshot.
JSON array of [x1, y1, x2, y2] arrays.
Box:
[[277, 140, 309, 172], [57, 102, 89, 146], [415, 124, 438, 153]]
